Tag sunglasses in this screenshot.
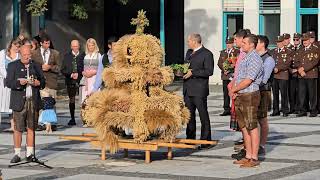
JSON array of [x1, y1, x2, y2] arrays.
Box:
[[293, 39, 300, 41]]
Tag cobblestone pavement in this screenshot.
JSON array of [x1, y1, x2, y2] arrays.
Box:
[[1, 85, 320, 180]]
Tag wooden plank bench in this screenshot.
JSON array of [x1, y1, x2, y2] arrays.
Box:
[[60, 133, 218, 163]]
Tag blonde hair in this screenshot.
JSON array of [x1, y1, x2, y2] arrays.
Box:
[[85, 38, 99, 55]]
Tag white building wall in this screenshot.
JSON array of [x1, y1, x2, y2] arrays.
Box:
[[281, 0, 296, 43], [184, 0, 223, 84], [243, 0, 259, 34]]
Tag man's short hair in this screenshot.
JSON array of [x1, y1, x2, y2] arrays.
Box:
[[189, 33, 202, 44], [235, 29, 251, 38], [40, 34, 51, 43], [244, 34, 258, 48], [257, 35, 269, 49], [107, 36, 118, 45]]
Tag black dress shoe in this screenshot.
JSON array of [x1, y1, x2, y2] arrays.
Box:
[[309, 114, 317, 117], [51, 125, 57, 131], [283, 113, 289, 117], [296, 112, 307, 117], [36, 125, 45, 131], [270, 112, 280, 116], [198, 144, 214, 150], [231, 149, 246, 160], [68, 120, 76, 126], [26, 154, 34, 162], [220, 111, 231, 116], [10, 155, 21, 163]]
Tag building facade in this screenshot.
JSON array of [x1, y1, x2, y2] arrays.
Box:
[[185, 0, 320, 84]]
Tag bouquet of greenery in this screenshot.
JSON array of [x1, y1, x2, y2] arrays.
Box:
[[170, 63, 190, 77], [223, 56, 237, 74]]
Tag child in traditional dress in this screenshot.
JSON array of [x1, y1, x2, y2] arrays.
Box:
[[39, 91, 57, 133]]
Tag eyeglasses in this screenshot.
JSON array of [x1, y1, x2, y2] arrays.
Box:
[[293, 39, 300, 41]]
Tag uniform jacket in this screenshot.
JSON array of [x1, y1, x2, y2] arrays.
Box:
[[217, 48, 240, 80], [272, 47, 292, 80], [295, 44, 319, 79]]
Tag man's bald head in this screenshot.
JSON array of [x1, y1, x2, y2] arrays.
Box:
[[20, 45, 31, 64], [71, 40, 80, 53]]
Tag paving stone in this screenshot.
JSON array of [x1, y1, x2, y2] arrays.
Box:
[[110, 157, 296, 179]]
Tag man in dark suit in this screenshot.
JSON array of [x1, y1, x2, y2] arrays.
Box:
[[61, 40, 85, 126], [183, 33, 214, 148], [6, 45, 46, 163]]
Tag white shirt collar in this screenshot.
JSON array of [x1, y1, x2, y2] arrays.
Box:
[[193, 45, 202, 52], [72, 51, 79, 56]]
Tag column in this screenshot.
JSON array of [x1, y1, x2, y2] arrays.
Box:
[[281, 0, 296, 38], [243, 0, 259, 34]]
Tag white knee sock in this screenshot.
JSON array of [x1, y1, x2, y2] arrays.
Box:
[[14, 148, 21, 157], [26, 146, 34, 157]]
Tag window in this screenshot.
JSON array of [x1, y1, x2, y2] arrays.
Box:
[[300, 0, 318, 8], [262, 15, 280, 44], [296, 0, 318, 37], [259, 0, 280, 46], [226, 14, 243, 38]]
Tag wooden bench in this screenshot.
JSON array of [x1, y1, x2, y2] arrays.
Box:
[[60, 133, 218, 163]]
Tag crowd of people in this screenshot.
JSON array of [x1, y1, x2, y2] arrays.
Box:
[[184, 29, 319, 168], [0, 29, 117, 163], [1, 27, 319, 167], [216, 29, 319, 168]]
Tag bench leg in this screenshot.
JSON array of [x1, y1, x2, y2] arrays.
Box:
[[167, 147, 173, 160], [124, 149, 128, 158], [101, 146, 106, 160], [145, 150, 151, 163]]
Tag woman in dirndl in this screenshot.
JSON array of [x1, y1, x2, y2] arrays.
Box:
[[0, 38, 21, 130], [80, 38, 101, 126]]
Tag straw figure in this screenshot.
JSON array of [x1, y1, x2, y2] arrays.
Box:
[[82, 10, 190, 153]]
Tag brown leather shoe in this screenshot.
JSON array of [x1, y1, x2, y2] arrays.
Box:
[[240, 159, 260, 168], [233, 158, 250, 164]]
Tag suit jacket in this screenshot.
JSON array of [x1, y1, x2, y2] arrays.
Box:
[[61, 51, 85, 86], [272, 47, 292, 80], [295, 44, 319, 79], [31, 48, 60, 89], [217, 48, 240, 80], [6, 60, 46, 112], [183, 46, 214, 97]]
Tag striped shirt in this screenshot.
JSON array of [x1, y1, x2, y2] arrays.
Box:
[[236, 50, 263, 93]]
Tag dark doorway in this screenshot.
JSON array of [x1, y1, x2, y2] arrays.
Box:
[[104, 0, 184, 65], [301, 14, 318, 40]]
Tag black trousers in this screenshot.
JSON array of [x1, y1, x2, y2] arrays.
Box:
[[222, 80, 231, 112], [67, 85, 78, 120], [272, 79, 289, 114], [289, 77, 299, 112], [298, 78, 317, 114], [184, 95, 211, 140]]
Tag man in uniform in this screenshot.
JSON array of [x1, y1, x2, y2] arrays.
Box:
[[283, 33, 293, 49], [308, 31, 318, 46], [295, 33, 319, 117], [288, 33, 302, 114], [218, 37, 240, 116], [271, 35, 292, 117]]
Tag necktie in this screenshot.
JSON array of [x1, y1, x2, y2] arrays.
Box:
[[43, 49, 47, 64]]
